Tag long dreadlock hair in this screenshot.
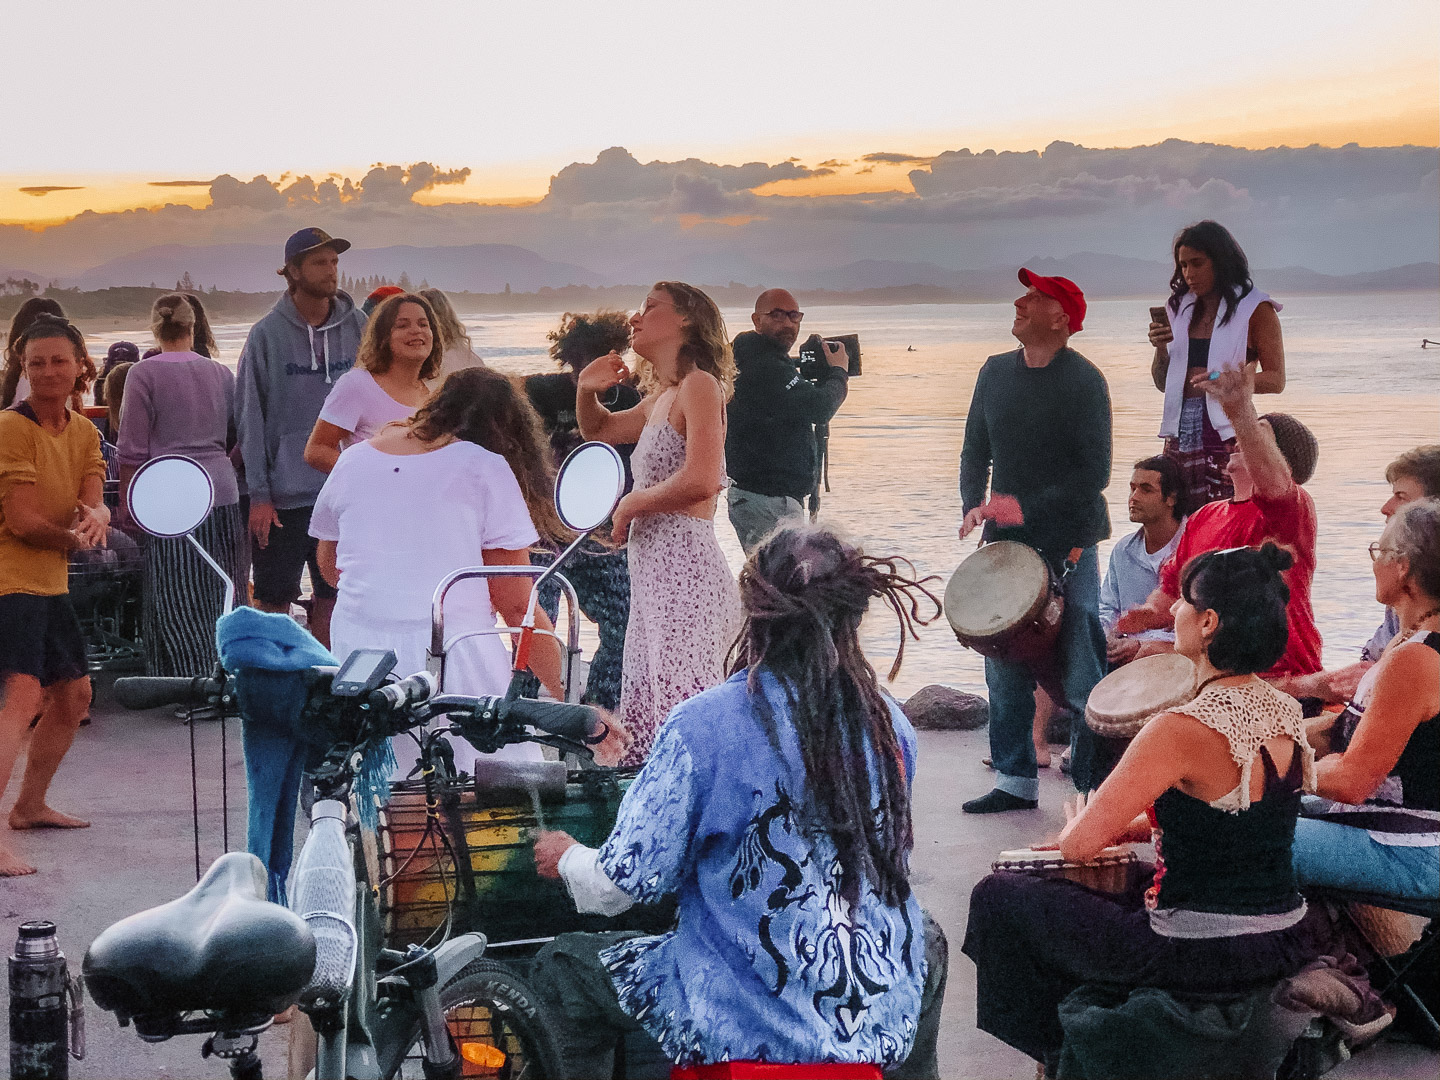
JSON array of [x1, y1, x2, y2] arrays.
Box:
[[726, 524, 941, 907]]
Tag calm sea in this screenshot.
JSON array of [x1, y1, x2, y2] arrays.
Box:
[[88, 292, 1440, 697]]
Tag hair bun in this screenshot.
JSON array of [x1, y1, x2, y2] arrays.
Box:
[[1257, 541, 1294, 574]]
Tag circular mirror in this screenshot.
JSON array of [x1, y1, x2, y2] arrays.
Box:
[[128, 455, 215, 538], [554, 442, 625, 533]]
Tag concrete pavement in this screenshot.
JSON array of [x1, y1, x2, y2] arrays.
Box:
[[2, 674, 1435, 1078]]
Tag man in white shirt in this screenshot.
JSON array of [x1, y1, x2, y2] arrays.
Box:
[[1101, 456, 1185, 666]]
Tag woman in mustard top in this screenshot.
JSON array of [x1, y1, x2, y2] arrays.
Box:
[[0, 314, 106, 877]]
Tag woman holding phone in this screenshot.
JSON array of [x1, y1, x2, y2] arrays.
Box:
[[1149, 221, 1286, 514], [577, 281, 740, 764]]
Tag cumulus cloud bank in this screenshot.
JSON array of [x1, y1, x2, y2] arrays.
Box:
[[543, 146, 828, 204], [1, 140, 1435, 285]]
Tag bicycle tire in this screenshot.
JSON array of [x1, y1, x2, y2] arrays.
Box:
[[391, 958, 566, 1080]]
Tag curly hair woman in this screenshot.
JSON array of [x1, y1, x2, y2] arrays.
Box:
[[309, 366, 568, 772], [576, 282, 741, 762], [532, 524, 949, 1077], [516, 309, 639, 710]]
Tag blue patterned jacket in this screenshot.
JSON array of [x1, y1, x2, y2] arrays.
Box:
[[596, 669, 925, 1066]]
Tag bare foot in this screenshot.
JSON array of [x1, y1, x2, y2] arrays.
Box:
[[9, 806, 90, 830], [0, 845, 37, 876], [1035, 745, 1053, 769]]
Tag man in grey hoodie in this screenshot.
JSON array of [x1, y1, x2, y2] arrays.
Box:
[[235, 228, 366, 646]]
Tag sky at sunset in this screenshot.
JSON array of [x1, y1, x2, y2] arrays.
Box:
[[3, 0, 1436, 225]]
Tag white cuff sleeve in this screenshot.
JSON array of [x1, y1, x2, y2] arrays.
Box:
[[558, 843, 635, 917]]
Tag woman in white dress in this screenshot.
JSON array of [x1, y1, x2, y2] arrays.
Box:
[[309, 367, 571, 771], [303, 293, 441, 475]]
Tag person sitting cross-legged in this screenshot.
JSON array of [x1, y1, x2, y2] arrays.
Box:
[[1101, 455, 1186, 668], [530, 524, 950, 1079]]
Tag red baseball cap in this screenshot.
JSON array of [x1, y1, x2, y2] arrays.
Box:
[[1018, 268, 1086, 333]]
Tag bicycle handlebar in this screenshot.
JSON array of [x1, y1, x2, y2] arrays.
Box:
[[115, 665, 602, 760], [113, 675, 224, 711]]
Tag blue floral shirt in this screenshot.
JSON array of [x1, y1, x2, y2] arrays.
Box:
[[596, 670, 925, 1066]]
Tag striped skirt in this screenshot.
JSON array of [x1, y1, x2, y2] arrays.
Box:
[[142, 502, 245, 677], [1163, 396, 1236, 515]]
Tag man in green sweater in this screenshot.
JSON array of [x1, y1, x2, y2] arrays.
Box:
[[959, 270, 1112, 812]]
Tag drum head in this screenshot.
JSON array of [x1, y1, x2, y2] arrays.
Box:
[[946, 541, 1049, 638], [1086, 653, 1196, 731]]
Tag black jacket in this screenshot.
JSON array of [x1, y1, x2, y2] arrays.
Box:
[[725, 331, 848, 501]]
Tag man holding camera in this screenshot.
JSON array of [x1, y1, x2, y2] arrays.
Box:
[[725, 289, 849, 553]]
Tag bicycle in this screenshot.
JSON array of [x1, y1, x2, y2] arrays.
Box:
[[84, 659, 617, 1079]]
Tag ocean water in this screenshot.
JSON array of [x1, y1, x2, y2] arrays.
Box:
[[88, 292, 1440, 697]]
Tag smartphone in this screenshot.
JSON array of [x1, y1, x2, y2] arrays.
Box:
[[1149, 305, 1168, 326]]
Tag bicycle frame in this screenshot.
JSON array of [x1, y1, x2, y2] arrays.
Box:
[[428, 565, 585, 702], [301, 779, 487, 1079]]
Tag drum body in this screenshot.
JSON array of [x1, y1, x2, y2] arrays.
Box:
[[992, 846, 1140, 896], [945, 541, 1064, 667], [378, 769, 649, 951], [1085, 653, 1196, 740]]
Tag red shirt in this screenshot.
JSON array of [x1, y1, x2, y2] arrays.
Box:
[[1159, 484, 1321, 676]]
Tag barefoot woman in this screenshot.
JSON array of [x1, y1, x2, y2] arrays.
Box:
[[578, 282, 741, 763], [0, 315, 105, 876]]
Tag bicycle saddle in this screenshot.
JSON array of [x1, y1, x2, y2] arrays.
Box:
[[84, 851, 317, 1022]]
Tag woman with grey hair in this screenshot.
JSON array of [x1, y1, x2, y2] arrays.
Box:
[[1294, 497, 1440, 900]]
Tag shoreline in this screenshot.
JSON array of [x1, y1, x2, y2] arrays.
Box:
[[8, 285, 1437, 335]]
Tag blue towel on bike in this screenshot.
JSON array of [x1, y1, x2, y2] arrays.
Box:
[[216, 607, 336, 672], [215, 608, 336, 904]]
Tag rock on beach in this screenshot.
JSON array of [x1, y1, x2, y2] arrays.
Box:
[[903, 685, 988, 731]]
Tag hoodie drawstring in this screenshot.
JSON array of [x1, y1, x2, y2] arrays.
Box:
[[306, 322, 333, 384]]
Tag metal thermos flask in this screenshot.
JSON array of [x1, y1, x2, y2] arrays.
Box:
[[9, 921, 84, 1080]]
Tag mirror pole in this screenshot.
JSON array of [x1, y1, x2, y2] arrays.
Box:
[[185, 533, 236, 614], [529, 530, 591, 597]]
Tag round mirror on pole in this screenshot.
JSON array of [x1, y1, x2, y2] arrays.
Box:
[[127, 454, 215, 537], [554, 442, 625, 533]]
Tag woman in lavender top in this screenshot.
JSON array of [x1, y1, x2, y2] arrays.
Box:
[[117, 293, 242, 676]]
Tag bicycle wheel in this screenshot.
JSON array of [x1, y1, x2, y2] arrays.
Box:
[[392, 958, 565, 1079]]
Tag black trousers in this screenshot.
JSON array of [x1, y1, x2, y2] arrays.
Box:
[[961, 872, 1317, 1070], [529, 913, 949, 1080]]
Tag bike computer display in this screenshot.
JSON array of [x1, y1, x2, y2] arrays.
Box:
[[331, 649, 398, 697]]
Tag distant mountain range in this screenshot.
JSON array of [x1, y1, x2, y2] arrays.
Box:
[[6, 245, 1435, 300], [53, 243, 604, 293]]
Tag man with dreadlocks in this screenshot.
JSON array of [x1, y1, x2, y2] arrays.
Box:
[[530, 524, 949, 1078]]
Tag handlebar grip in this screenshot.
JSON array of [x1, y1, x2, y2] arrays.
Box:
[[369, 671, 438, 709], [500, 697, 600, 742], [113, 676, 213, 711]]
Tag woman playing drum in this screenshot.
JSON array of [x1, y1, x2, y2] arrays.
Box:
[[963, 543, 1318, 1075]]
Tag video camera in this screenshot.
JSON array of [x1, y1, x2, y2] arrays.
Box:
[[796, 333, 862, 381]]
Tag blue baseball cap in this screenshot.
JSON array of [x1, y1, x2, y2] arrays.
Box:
[[284, 227, 351, 265]]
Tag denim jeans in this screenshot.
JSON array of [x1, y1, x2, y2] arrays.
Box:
[[1293, 811, 1440, 901], [726, 486, 805, 554], [983, 545, 1107, 799]]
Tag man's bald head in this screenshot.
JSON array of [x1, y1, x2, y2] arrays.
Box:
[[752, 289, 804, 350]]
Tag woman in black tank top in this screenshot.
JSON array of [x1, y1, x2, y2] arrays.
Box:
[[963, 545, 1317, 1075], [1293, 498, 1440, 900]]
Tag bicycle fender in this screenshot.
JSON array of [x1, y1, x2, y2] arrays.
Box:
[[433, 932, 488, 987]]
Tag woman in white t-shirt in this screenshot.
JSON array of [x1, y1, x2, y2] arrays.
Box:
[[303, 293, 441, 474], [309, 367, 573, 771]]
